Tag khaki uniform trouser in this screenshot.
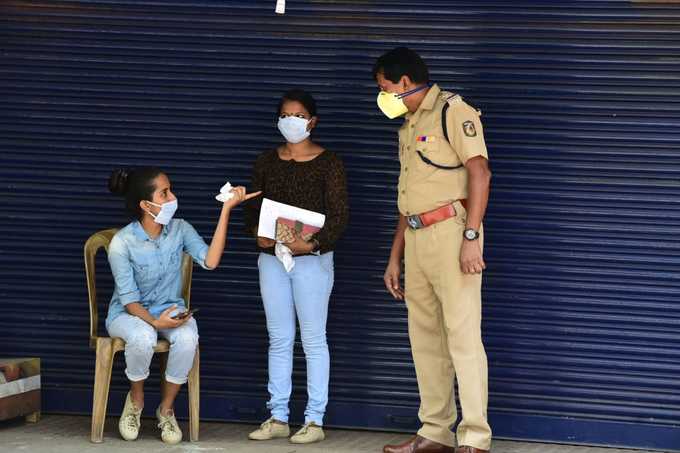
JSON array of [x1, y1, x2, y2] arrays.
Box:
[[404, 205, 492, 450]]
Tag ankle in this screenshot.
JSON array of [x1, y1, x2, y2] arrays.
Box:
[[159, 405, 174, 417], [130, 394, 144, 409]]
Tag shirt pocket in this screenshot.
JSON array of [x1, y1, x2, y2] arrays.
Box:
[[132, 256, 161, 290], [415, 138, 462, 170], [167, 245, 182, 273]]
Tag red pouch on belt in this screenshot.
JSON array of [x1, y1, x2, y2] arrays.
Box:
[[408, 200, 467, 229], [419, 204, 457, 227]]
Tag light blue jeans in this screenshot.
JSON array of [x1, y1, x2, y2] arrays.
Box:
[[258, 252, 334, 426], [107, 313, 199, 385]]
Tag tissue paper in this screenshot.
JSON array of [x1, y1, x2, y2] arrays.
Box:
[[215, 182, 235, 202]]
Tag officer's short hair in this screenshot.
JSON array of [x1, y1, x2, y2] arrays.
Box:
[[373, 47, 429, 84]]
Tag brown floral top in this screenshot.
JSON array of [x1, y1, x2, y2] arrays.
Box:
[[244, 149, 349, 255]]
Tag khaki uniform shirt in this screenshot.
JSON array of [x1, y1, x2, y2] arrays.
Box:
[[397, 84, 488, 216]]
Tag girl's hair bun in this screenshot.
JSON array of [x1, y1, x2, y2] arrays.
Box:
[[108, 168, 130, 196]]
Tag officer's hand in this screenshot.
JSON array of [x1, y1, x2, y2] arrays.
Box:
[[383, 259, 404, 300], [460, 240, 486, 274]]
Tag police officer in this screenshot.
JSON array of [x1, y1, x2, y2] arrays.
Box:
[[374, 47, 492, 453]]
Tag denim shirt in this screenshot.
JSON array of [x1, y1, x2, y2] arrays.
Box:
[[106, 219, 210, 327]]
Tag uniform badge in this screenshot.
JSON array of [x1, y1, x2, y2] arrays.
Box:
[[462, 120, 477, 137]]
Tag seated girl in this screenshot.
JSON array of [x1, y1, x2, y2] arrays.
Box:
[[106, 167, 259, 444]]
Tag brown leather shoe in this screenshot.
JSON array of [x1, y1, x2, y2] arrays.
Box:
[[455, 446, 489, 453], [383, 435, 456, 453]]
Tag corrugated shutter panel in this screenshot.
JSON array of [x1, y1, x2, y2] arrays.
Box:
[[1, 1, 679, 450]]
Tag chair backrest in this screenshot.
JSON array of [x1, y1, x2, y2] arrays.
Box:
[[84, 228, 194, 349]]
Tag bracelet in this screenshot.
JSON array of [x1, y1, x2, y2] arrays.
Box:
[[311, 239, 320, 252]]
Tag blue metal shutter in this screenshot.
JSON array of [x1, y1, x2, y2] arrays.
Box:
[[1, 1, 679, 450]]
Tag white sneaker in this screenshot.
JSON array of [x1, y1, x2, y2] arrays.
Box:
[[290, 422, 325, 444], [248, 417, 290, 440], [118, 392, 142, 441], [156, 406, 182, 444]]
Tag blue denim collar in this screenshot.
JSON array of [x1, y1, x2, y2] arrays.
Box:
[[131, 220, 169, 241]]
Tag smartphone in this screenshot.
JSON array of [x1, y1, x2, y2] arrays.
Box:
[[172, 308, 199, 320]]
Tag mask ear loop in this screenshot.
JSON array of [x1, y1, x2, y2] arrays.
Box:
[[396, 83, 431, 100], [142, 200, 160, 219], [307, 116, 316, 132]]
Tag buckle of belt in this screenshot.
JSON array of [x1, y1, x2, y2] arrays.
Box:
[[406, 214, 425, 230]]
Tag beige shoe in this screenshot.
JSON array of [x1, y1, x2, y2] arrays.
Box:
[[156, 406, 182, 444], [290, 422, 325, 444], [118, 392, 142, 441], [248, 417, 290, 440]]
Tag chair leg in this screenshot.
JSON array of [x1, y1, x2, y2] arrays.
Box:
[[159, 351, 169, 398], [188, 347, 200, 442], [91, 338, 115, 443]]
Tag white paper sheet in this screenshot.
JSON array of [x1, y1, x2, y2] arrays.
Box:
[[257, 198, 326, 240]]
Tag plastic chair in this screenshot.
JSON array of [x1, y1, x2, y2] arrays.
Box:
[[84, 228, 199, 443]]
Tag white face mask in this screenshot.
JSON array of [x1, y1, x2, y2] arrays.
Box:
[[277, 116, 310, 144], [145, 199, 178, 225]]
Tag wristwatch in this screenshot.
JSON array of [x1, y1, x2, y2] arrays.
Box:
[[463, 228, 480, 241]]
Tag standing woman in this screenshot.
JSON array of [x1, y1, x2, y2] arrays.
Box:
[[245, 89, 349, 444], [106, 167, 258, 444]]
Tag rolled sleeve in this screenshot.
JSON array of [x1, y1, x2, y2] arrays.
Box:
[[180, 220, 211, 270], [107, 236, 141, 306]]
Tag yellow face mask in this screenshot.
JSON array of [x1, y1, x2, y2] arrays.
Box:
[[376, 84, 429, 119], [377, 91, 409, 119]]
